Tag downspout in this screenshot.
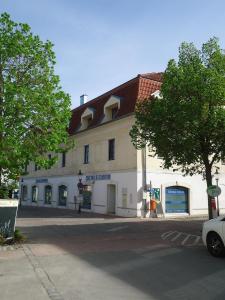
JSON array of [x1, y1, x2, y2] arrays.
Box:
[[141, 148, 147, 191]]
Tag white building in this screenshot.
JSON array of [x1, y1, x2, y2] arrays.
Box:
[[20, 73, 225, 217]]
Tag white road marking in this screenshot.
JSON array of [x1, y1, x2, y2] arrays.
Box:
[[171, 232, 183, 241], [105, 247, 181, 273], [133, 244, 168, 254], [161, 230, 202, 246], [107, 225, 128, 232], [161, 231, 176, 240], [181, 234, 191, 245], [192, 236, 201, 245]]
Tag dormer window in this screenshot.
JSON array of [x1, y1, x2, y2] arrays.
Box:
[[80, 107, 95, 130], [102, 95, 121, 123], [111, 106, 118, 119]]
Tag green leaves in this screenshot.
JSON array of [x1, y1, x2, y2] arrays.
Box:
[[130, 37, 225, 178], [0, 13, 72, 181]]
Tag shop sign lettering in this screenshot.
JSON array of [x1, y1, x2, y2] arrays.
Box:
[[86, 174, 111, 181]]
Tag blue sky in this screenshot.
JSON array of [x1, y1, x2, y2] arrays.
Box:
[[1, 0, 225, 108]]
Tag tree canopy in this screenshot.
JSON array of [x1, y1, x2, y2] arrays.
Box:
[[0, 13, 72, 194], [130, 37, 225, 219]]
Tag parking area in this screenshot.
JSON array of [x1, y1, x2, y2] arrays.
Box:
[[1, 206, 224, 300]]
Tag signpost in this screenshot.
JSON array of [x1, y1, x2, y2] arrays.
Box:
[[0, 199, 19, 238]]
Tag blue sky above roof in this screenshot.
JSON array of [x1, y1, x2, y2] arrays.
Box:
[[1, 0, 225, 108]]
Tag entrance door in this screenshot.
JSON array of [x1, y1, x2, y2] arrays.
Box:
[[107, 184, 116, 214], [166, 186, 189, 213], [82, 185, 92, 209]]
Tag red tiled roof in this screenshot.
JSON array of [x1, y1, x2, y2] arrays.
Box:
[[68, 73, 162, 135]]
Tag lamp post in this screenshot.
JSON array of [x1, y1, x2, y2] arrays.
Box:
[[215, 169, 220, 216]]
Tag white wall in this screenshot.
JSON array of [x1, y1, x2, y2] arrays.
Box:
[[20, 175, 78, 209], [137, 170, 225, 217]]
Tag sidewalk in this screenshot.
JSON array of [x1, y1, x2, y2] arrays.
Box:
[[0, 247, 51, 300]]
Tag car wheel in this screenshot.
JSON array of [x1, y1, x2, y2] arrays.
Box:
[[207, 232, 225, 257]]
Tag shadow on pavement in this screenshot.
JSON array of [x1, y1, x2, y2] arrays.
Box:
[[16, 206, 225, 300]]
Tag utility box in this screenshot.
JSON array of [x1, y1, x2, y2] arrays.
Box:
[[0, 199, 19, 238]]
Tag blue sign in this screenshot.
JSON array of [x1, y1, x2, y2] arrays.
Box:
[[166, 187, 188, 213], [86, 174, 111, 181], [36, 178, 48, 183]]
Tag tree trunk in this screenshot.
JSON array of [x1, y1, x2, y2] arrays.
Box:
[[205, 165, 213, 219]]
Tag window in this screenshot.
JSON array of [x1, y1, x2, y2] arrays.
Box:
[[80, 107, 95, 130], [86, 117, 92, 127], [21, 185, 28, 201], [111, 107, 118, 119], [84, 145, 89, 164], [34, 163, 40, 171], [108, 139, 115, 160], [45, 185, 52, 204], [102, 95, 121, 123], [32, 186, 38, 202], [58, 185, 67, 206], [62, 152, 66, 167], [48, 154, 51, 160]]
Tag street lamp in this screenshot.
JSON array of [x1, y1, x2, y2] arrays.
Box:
[[215, 169, 220, 216]]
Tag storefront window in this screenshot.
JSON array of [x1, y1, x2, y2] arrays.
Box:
[[45, 185, 52, 204], [32, 186, 38, 202], [58, 185, 67, 206]]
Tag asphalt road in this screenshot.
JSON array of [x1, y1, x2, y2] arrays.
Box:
[[0, 206, 224, 300]]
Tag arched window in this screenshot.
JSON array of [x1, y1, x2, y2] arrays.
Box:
[[45, 185, 52, 204], [21, 185, 28, 201], [32, 186, 38, 203], [58, 185, 67, 206]]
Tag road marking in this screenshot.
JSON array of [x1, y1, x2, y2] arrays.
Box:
[[192, 236, 201, 245], [181, 234, 191, 245], [161, 231, 202, 246], [105, 247, 181, 273], [133, 244, 168, 254], [107, 225, 128, 232], [143, 247, 181, 259], [171, 232, 183, 241], [161, 231, 176, 240]]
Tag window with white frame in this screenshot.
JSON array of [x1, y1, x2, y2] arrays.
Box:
[[45, 185, 52, 204], [102, 95, 121, 123], [58, 185, 67, 206], [80, 107, 95, 130], [32, 186, 38, 202]]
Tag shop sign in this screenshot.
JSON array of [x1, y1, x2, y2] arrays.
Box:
[[36, 178, 48, 183], [86, 174, 111, 181], [148, 188, 160, 201]]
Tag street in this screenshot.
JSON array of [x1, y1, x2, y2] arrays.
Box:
[[0, 206, 224, 300]]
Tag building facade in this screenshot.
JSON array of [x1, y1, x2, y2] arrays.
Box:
[[20, 73, 225, 217]]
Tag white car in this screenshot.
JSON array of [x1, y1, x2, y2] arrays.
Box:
[[202, 216, 225, 257]]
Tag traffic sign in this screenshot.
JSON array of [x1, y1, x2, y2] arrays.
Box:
[[207, 185, 221, 197]]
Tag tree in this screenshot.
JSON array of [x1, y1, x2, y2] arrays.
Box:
[[0, 13, 72, 197], [130, 37, 225, 219]]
